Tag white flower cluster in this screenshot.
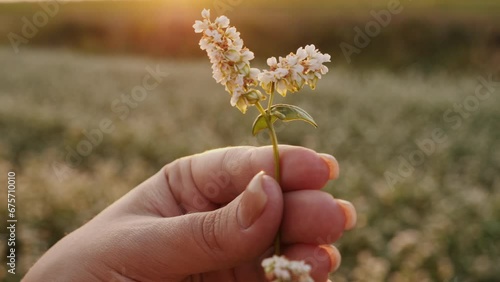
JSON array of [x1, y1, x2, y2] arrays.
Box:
[[194, 9, 331, 113], [193, 9, 264, 113], [258, 45, 331, 96], [262, 255, 314, 282]]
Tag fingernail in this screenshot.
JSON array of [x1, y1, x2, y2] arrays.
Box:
[[336, 199, 357, 230], [320, 245, 341, 272], [237, 171, 269, 229], [318, 153, 339, 180]]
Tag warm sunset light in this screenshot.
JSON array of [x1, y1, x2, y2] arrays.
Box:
[[1, 0, 499, 281]]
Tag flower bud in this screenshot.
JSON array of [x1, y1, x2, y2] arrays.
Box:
[[239, 63, 250, 75], [244, 89, 266, 105], [225, 49, 241, 62]]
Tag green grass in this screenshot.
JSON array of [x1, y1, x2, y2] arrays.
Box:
[[0, 47, 499, 281]]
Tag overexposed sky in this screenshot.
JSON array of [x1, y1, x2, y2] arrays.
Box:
[[0, 0, 140, 2]]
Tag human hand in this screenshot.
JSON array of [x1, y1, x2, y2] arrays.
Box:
[[23, 146, 356, 282]]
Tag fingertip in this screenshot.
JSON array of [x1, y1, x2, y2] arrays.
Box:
[[281, 244, 338, 281], [237, 171, 268, 229], [336, 199, 357, 231], [320, 245, 341, 272], [280, 147, 331, 190], [261, 174, 283, 211], [281, 190, 346, 244], [318, 153, 339, 180], [262, 174, 280, 194]]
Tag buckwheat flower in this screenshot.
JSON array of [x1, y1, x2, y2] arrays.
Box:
[[262, 255, 313, 282], [258, 44, 331, 96], [215, 15, 230, 28], [193, 9, 335, 282], [193, 9, 210, 32], [193, 9, 264, 113]]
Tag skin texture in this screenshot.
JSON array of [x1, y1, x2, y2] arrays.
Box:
[[23, 146, 355, 282]]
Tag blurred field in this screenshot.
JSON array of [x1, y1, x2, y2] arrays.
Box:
[[1, 0, 500, 71], [0, 46, 499, 281]]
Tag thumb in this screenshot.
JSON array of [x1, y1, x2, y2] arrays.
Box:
[[165, 172, 283, 275]]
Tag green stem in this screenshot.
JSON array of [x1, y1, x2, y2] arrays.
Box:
[[267, 83, 275, 111], [255, 102, 281, 255]]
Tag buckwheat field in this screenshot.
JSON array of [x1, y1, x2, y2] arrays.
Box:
[[0, 1, 499, 281]]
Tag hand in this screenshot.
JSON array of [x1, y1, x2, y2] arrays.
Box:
[[23, 146, 356, 282]]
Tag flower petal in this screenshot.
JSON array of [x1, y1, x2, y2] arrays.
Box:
[[215, 15, 230, 28], [201, 9, 210, 19]]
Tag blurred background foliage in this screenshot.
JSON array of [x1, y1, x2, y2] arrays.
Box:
[[0, 0, 499, 71], [0, 0, 499, 281]]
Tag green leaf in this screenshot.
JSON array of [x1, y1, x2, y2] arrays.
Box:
[[252, 114, 267, 136], [251, 114, 278, 136], [270, 104, 318, 128], [251, 104, 317, 136]]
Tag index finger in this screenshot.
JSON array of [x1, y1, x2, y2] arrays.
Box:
[[165, 145, 337, 207]]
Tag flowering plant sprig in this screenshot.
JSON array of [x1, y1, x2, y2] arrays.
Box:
[[194, 9, 330, 281]]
